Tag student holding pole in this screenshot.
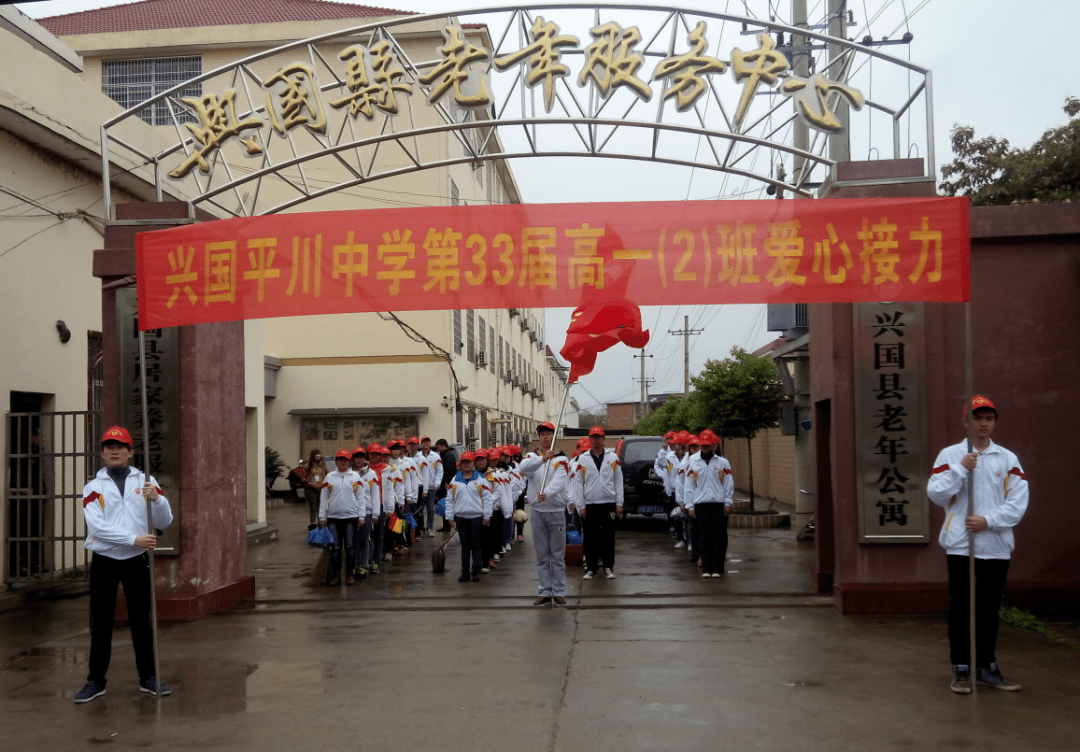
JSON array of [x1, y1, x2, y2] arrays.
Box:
[[927, 396, 1029, 694], [74, 426, 173, 703]]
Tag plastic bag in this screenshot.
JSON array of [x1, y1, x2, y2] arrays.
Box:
[[306, 526, 335, 548], [566, 530, 583, 545], [436, 499, 447, 519]]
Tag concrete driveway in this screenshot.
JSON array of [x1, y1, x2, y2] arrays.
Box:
[[1, 501, 1078, 751]]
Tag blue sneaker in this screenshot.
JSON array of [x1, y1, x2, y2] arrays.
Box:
[[74, 680, 106, 704], [139, 677, 172, 696]]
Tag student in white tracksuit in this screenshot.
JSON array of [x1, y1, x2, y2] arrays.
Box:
[[927, 396, 1028, 694], [573, 427, 624, 580], [318, 450, 365, 585], [75, 426, 173, 703], [517, 422, 572, 606], [446, 451, 493, 582], [683, 430, 734, 577], [350, 447, 378, 577], [417, 437, 444, 535]]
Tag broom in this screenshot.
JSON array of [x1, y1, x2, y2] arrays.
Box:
[[431, 530, 458, 573]]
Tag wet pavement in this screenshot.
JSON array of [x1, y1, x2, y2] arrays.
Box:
[[2, 499, 1079, 751]]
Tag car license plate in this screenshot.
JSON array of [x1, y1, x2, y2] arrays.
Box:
[[638, 505, 664, 515]]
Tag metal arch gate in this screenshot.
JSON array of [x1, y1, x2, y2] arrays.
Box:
[[5, 411, 102, 583], [99, 4, 935, 220]]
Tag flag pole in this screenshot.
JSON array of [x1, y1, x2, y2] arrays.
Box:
[[539, 381, 572, 494], [964, 300, 976, 695], [138, 329, 164, 700]]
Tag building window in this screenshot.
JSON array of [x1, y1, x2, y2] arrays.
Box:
[[102, 56, 202, 127], [466, 310, 475, 363], [450, 178, 460, 207], [478, 316, 486, 365], [453, 310, 462, 355], [489, 325, 495, 372], [498, 335, 504, 377]]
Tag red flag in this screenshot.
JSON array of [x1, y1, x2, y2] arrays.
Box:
[[560, 298, 650, 383]]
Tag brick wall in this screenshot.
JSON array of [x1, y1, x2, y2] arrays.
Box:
[[721, 428, 795, 505]]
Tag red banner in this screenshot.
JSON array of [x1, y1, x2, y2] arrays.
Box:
[[135, 197, 969, 330]]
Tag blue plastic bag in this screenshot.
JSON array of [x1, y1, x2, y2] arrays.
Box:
[[566, 530, 583, 545], [436, 499, 447, 519], [404, 512, 418, 532], [306, 526, 335, 548]]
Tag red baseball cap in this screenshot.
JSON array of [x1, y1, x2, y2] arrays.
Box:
[[351, 446, 367, 456], [510, 445, 521, 454], [101, 426, 133, 447], [588, 425, 605, 437], [664, 430, 677, 439], [536, 421, 556, 433], [697, 429, 719, 445], [407, 436, 419, 444], [576, 438, 591, 449], [489, 448, 503, 459], [474, 448, 489, 459], [970, 395, 997, 415], [388, 439, 405, 450], [460, 451, 476, 462], [676, 431, 691, 445], [367, 443, 382, 455], [687, 434, 700, 446], [420, 435, 431, 442], [335, 449, 352, 459]]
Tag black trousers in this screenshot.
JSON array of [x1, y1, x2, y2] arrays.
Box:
[[583, 502, 617, 573], [328, 517, 358, 576], [947, 555, 1010, 667], [480, 510, 503, 564], [695, 503, 729, 574], [456, 517, 483, 577], [88, 552, 155, 685]]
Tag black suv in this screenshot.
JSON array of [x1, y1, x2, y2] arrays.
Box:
[[617, 436, 668, 517]]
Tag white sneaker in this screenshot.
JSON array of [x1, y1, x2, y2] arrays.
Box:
[[480, 567, 490, 574], [428, 529, 435, 538], [603, 568, 616, 579], [702, 572, 711, 578], [582, 570, 595, 580], [675, 541, 686, 549]]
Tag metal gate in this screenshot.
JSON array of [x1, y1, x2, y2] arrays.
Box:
[[5, 411, 101, 583]]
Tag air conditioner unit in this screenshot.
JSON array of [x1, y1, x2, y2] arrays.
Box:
[[476, 351, 486, 368], [519, 319, 529, 332], [512, 373, 520, 387], [539, 393, 545, 402], [508, 308, 520, 318], [503, 370, 512, 384], [467, 423, 478, 440], [528, 330, 537, 342], [520, 380, 529, 393]]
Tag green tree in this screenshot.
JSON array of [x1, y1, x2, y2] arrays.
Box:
[[692, 347, 786, 511], [940, 97, 1080, 206], [634, 393, 706, 435]]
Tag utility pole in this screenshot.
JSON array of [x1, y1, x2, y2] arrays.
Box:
[[633, 351, 654, 422], [668, 315, 703, 396]]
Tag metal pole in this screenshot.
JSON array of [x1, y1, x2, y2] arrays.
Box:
[[539, 382, 571, 495], [964, 301, 976, 695], [683, 315, 690, 396], [138, 329, 164, 699]]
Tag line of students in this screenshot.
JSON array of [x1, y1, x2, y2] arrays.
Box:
[[654, 429, 735, 577], [316, 436, 448, 585], [446, 446, 525, 581]]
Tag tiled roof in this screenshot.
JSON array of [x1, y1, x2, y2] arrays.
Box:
[[39, 0, 411, 36]]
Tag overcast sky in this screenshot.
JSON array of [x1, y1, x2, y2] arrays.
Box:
[[19, 0, 1079, 414]]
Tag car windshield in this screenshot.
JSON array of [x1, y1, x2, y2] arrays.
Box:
[[622, 438, 663, 464]]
